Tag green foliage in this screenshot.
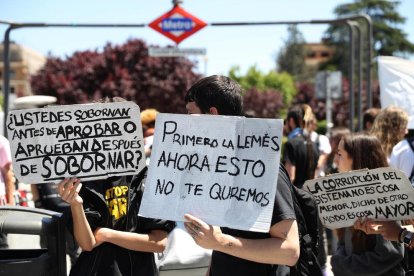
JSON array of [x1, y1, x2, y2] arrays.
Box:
[[30, 40, 201, 114], [316, 119, 327, 135], [229, 65, 296, 107], [277, 25, 308, 81], [322, 0, 414, 76], [0, 95, 3, 111], [229, 65, 296, 118], [229, 66, 264, 91]]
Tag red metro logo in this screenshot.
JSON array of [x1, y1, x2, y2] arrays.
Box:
[[148, 5, 207, 44]]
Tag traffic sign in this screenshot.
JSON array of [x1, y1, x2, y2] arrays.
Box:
[[315, 71, 342, 100], [148, 5, 207, 44], [149, 47, 206, 57]]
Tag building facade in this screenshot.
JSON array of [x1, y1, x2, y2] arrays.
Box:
[[0, 42, 46, 107], [304, 43, 335, 68]]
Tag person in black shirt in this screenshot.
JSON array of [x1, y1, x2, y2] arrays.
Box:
[[57, 97, 175, 276], [283, 105, 319, 188], [183, 75, 299, 276]]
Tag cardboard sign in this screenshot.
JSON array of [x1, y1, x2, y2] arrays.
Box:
[[7, 102, 145, 183], [139, 114, 283, 232], [303, 167, 414, 229]]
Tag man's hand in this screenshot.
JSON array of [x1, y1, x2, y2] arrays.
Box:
[[184, 213, 223, 250], [58, 177, 83, 205]]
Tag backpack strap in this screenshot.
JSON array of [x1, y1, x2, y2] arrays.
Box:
[[302, 234, 314, 266], [280, 164, 315, 267]]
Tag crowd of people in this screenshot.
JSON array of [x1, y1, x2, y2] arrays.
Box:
[[1, 74, 413, 276]]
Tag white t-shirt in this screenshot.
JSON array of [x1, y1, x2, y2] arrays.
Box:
[[310, 131, 332, 155], [390, 139, 414, 178]]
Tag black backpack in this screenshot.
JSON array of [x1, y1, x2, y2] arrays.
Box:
[[280, 164, 323, 276]]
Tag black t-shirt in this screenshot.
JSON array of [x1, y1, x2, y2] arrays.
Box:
[[210, 167, 296, 276], [37, 183, 70, 213], [70, 173, 175, 276], [283, 135, 319, 188]]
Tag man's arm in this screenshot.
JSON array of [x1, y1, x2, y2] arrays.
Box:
[[184, 214, 300, 266], [2, 163, 15, 205], [285, 161, 296, 183]]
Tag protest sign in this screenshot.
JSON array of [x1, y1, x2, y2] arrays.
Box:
[[378, 56, 414, 128], [139, 114, 283, 232], [7, 102, 145, 183], [303, 167, 414, 229]]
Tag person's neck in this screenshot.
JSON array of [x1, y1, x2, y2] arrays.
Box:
[[288, 127, 303, 139]]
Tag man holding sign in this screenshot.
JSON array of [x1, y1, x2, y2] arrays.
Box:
[[181, 75, 299, 275]]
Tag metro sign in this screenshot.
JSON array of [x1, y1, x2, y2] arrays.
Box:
[[149, 5, 207, 44]]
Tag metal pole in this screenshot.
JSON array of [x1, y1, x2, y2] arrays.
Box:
[[352, 22, 363, 131], [325, 72, 333, 132], [346, 21, 355, 132], [357, 14, 373, 109], [347, 21, 363, 131], [0, 15, 373, 135], [3, 26, 15, 137]]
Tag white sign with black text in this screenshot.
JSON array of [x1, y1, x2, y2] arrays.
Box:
[[7, 102, 145, 183], [139, 114, 283, 232], [303, 167, 414, 229]]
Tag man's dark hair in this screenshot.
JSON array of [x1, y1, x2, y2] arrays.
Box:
[[362, 107, 380, 130], [287, 105, 315, 180], [286, 105, 304, 128], [184, 75, 243, 116]]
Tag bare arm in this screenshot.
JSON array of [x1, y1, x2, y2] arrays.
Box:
[[30, 184, 40, 202], [60, 178, 168, 253], [184, 214, 299, 266], [58, 178, 96, 251], [315, 153, 329, 178], [94, 228, 167, 253], [284, 161, 296, 183], [2, 163, 15, 205]]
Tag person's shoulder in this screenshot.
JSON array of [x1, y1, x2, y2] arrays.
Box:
[[287, 136, 304, 146], [310, 131, 318, 142], [392, 139, 411, 155], [277, 165, 292, 189], [318, 133, 330, 143]]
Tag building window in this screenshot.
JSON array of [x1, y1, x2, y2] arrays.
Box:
[[9, 69, 16, 80], [321, 51, 330, 58]]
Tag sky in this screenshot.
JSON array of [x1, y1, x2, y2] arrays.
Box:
[[1, 0, 414, 76]]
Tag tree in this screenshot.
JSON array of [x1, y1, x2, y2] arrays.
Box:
[[30, 39, 201, 114], [228, 65, 296, 118], [276, 25, 308, 81], [243, 88, 284, 119], [322, 0, 414, 74]]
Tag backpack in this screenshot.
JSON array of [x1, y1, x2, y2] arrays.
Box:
[[280, 164, 323, 276]]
